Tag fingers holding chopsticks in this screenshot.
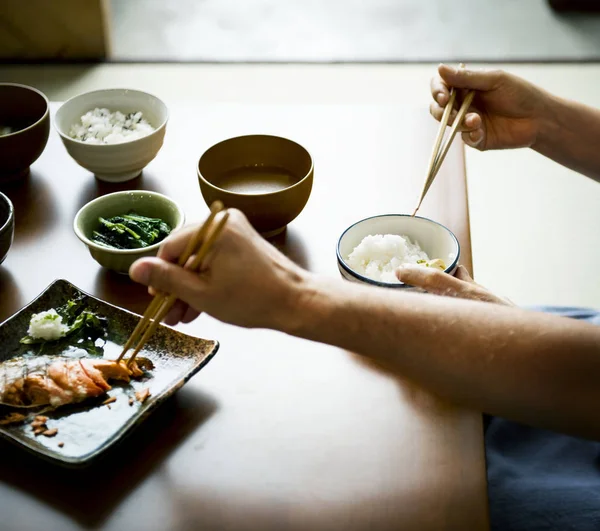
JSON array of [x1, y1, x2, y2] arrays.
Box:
[[131, 255, 209, 307], [430, 104, 484, 148], [429, 97, 481, 131], [430, 65, 476, 115], [130, 208, 309, 330], [430, 64, 487, 148]]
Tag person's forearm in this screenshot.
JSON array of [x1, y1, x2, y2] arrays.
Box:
[[284, 275, 600, 439], [533, 93, 600, 182]]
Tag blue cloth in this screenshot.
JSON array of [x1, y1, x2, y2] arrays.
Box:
[[485, 306, 600, 531]]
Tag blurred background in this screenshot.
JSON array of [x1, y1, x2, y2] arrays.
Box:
[[1, 0, 600, 63]]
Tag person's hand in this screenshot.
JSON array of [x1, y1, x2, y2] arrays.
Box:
[[396, 264, 513, 306], [430, 64, 549, 151], [129, 209, 309, 329]]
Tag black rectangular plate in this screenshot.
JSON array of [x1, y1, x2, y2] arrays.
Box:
[[0, 279, 218, 466]]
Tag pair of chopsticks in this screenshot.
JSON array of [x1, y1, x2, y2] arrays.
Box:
[[117, 200, 229, 367], [412, 64, 475, 216]]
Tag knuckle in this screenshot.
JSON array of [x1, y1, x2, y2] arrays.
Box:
[[424, 269, 446, 289], [489, 69, 504, 87]]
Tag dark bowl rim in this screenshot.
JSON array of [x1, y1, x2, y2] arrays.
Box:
[[197, 134, 314, 198], [335, 213, 461, 289], [73, 190, 186, 255], [0, 83, 49, 138], [53, 88, 170, 147], [0, 191, 14, 237]]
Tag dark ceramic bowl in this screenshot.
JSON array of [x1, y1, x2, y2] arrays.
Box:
[[0, 191, 14, 265], [198, 135, 313, 237], [0, 83, 50, 183]]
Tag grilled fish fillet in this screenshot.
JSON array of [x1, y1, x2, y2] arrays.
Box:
[[0, 356, 152, 408]]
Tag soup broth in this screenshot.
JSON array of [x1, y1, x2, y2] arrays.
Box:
[[213, 165, 299, 194]]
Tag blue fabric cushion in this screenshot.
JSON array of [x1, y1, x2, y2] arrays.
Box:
[[485, 306, 600, 531]]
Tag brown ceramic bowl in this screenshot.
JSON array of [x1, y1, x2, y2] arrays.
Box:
[[0, 191, 15, 265], [198, 135, 314, 237], [0, 83, 50, 183]]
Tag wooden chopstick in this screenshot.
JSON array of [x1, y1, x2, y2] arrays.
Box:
[[430, 89, 475, 181], [117, 201, 224, 362], [412, 88, 458, 216], [412, 64, 475, 216], [125, 209, 230, 367]]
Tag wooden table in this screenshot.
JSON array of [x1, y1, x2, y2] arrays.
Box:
[[0, 103, 487, 531]]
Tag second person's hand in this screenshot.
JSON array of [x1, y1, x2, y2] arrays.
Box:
[[430, 64, 549, 151], [396, 264, 513, 306]]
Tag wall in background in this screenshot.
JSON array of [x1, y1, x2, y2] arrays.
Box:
[[0, 0, 111, 61]]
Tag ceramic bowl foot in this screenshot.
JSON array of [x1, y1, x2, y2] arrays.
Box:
[[94, 169, 143, 183]]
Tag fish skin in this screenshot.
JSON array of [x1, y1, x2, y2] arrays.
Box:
[[0, 356, 150, 409]]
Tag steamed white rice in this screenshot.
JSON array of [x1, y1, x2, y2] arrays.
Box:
[[69, 108, 155, 144], [347, 234, 432, 283], [27, 309, 69, 340]]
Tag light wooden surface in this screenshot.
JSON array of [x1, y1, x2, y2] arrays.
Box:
[[0, 102, 487, 531], [0, 0, 111, 60]]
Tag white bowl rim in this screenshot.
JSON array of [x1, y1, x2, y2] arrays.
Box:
[[0, 82, 49, 138], [0, 191, 14, 236], [73, 190, 185, 255], [54, 88, 169, 146], [197, 134, 314, 198], [336, 213, 461, 289]]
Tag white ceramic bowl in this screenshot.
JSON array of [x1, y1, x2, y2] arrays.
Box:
[[336, 214, 460, 288], [55, 89, 168, 183]]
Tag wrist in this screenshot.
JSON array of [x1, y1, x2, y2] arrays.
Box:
[[278, 272, 337, 339], [531, 91, 563, 153]]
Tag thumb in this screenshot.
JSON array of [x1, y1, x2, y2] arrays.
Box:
[[438, 64, 501, 92], [129, 257, 205, 309], [396, 264, 467, 296]]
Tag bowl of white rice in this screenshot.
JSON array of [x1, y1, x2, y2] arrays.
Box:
[[337, 214, 460, 288], [55, 89, 168, 183]]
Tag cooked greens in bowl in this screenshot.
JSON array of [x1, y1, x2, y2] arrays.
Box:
[[73, 190, 185, 274], [91, 212, 172, 250]]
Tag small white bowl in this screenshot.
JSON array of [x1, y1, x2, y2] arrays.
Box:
[[55, 89, 168, 183], [336, 214, 460, 288]]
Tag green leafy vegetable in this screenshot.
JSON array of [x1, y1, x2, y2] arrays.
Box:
[[91, 211, 172, 250], [20, 296, 108, 356]]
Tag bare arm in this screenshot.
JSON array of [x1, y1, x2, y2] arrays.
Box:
[[130, 211, 600, 441], [534, 94, 600, 182], [431, 64, 600, 182], [287, 275, 600, 440]]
